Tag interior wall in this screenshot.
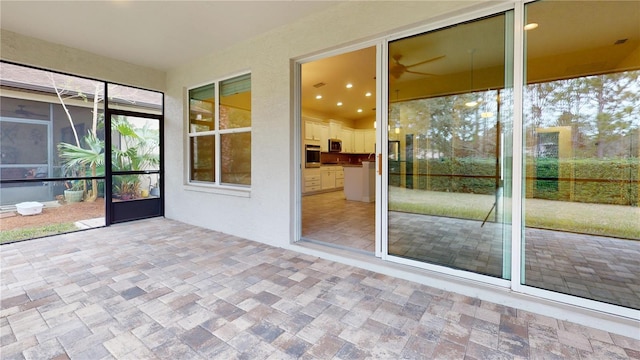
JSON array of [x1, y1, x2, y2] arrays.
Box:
[[164, 1, 481, 247], [0, 29, 165, 91]]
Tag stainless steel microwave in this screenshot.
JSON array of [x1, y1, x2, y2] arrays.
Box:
[[328, 139, 342, 152]]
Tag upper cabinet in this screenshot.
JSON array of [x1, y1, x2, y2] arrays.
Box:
[[304, 116, 374, 153], [341, 128, 354, 153], [354, 129, 375, 153], [329, 120, 342, 139]]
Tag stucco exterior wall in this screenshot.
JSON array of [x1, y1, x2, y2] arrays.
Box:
[[1, 29, 165, 91], [164, 1, 479, 247]]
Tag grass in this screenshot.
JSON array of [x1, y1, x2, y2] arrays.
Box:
[[0, 223, 78, 244], [389, 187, 640, 240]]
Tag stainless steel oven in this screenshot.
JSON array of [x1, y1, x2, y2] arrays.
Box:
[[305, 144, 321, 168]]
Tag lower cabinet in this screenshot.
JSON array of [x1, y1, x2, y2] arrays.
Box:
[[304, 166, 343, 194], [335, 168, 344, 188], [321, 168, 336, 190], [304, 169, 321, 193]]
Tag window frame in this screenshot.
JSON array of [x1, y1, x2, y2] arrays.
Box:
[[186, 72, 252, 194]]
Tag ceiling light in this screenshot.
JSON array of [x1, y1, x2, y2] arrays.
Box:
[[524, 23, 538, 31], [395, 127, 400, 134], [481, 112, 494, 118], [465, 101, 478, 107], [346, 83, 353, 89], [365, 92, 372, 97], [357, 109, 363, 113], [373, 121, 376, 129], [315, 95, 322, 99], [337, 102, 343, 106]]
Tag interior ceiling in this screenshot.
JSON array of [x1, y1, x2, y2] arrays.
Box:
[[0, 1, 343, 71], [302, 1, 639, 121]]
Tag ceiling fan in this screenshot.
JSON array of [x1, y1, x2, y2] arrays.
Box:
[[15, 105, 47, 118], [390, 54, 445, 79]]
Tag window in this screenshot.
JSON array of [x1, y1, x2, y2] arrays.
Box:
[[188, 74, 251, 186]]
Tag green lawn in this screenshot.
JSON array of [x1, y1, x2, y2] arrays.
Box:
[[0, 223, 78, 244], [389, 187, 640, 240]]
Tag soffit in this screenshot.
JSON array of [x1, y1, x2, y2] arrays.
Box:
[[0, 1, 343, 72]]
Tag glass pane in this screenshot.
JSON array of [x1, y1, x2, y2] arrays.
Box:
[[112, 174, 155, 201], [0, 179, 105, 243], [0, 96, 50, 121], [190, 135, 215, 182], [107, 84, 163, 115], [189, 84, 215, 133], [387, 13, 512, 279], [0, 62, 106, 241], [221, 132, 251, 185], [523, 0, 640, 309], [220, 74, 251, 129], [0, 121, 48, 168], [111, 115, 160, 172]]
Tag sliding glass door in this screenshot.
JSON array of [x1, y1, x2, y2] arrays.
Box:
[[386, 12, 514, 280]]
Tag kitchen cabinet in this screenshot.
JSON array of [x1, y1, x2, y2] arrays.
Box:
[[319, 124, 329, 151], [303, 168, 321, 193], [365, 129, 376, 153], [329, 120, 342, 139], [341, 128, 354, 153], [354, 129, 375, 153], [335, 167, 345, 188], [304, 118, 328, 145], [321, 166, 343, 190], [321, 167, 336, 190]]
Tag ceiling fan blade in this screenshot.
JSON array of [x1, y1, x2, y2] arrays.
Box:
[[405, 70, 438, 77], [405, 55, 445, 69]]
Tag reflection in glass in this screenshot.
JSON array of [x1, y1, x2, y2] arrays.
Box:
[[190, 135, 215, 182], [189, 84, 215, 133], [387, 13, 513, 279], [523, 0, 640, 309], [220, 74, 251, 130], [221, 132, 251, 185]]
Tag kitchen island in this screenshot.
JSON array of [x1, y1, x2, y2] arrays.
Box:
[[343, 161, 375, 202]]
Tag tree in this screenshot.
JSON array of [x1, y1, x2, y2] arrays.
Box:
[[52, 76, 104, 202]]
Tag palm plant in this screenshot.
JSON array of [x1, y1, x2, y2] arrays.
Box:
[[57, 132, 105, 201]]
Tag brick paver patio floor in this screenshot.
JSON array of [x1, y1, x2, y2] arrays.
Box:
[[2, 218, 639, 359]]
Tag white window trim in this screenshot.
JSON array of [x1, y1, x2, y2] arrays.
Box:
[[186, 72, 252, 193]]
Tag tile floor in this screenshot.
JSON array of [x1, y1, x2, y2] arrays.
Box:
[[2, 218, 639, 359], [302, 191, 640, 309]]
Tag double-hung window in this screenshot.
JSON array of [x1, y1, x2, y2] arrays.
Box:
[[188, 73, 251, 187]]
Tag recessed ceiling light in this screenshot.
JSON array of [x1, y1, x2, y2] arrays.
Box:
[[524, 23, 538, 31], [365, 92, 372, 97], [337, 102, 343, 106], [357, 109, 363, 113], [346, 83, 353, 89], [315, 95, 322, 99], [465, 101, 478, 107]]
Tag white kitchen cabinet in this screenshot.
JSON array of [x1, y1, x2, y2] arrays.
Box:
[[335, 167, 345, 188], [304, 120, 314, 140], [365, 129, 376, 153], [354, 130, 365, 153], [319, 124, 329, 151], [304, 117, 329, 145], [321, 167, 336, 190], [354, 129, 375, 153], [341, 128, 354, 153], [329, 120, 342, 139], [303, 168, 321, 193]]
